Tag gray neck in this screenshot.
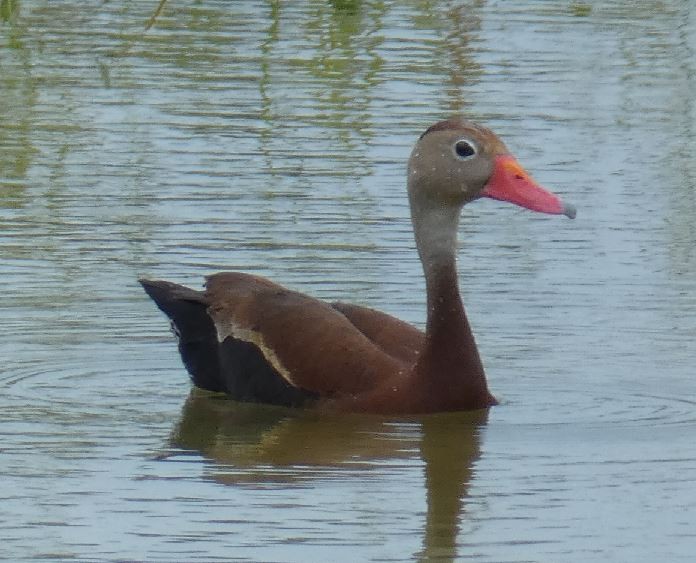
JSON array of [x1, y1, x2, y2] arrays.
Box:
[[411, 205, 460, 286], [411, 200, 490, 404], [411, 201, 470, 351]]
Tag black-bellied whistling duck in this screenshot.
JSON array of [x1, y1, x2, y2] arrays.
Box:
[[141, 118, 575, 414]]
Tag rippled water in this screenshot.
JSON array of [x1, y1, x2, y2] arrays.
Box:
[[2, 1, 696, 561]]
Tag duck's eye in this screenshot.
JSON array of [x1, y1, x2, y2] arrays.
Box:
[[454, 139, 476, 159]]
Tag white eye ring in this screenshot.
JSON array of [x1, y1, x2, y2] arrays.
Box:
[[453, 139, 477, 160]]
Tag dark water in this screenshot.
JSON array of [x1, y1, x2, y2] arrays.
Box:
[[2, 1, 696, 561]]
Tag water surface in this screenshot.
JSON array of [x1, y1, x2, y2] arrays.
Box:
[[1, 1, 696, 561]]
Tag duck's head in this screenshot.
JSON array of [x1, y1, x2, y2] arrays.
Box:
[[408, 118, 576, 219]]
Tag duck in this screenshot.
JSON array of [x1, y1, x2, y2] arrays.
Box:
[[140, 118, 575, 414]]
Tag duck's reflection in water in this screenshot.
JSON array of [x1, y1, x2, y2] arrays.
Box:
[[170, 389, 487, 560]]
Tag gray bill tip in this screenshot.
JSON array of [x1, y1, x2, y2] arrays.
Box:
[[563, 202, 577, 219]]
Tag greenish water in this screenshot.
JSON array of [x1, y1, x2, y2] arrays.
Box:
[[2, 1, 696, 561]]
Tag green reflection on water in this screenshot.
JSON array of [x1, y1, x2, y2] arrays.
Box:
[[0, 18, 33, 204], [1, 0, 20, 24]]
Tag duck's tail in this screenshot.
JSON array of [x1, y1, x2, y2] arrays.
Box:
[[139, 279, 224, 392]]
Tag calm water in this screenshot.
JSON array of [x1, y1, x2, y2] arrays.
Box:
[[2, 1, 696, 561]]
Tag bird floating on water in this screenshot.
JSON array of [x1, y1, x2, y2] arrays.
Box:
[[141, 118, 575, 414]]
